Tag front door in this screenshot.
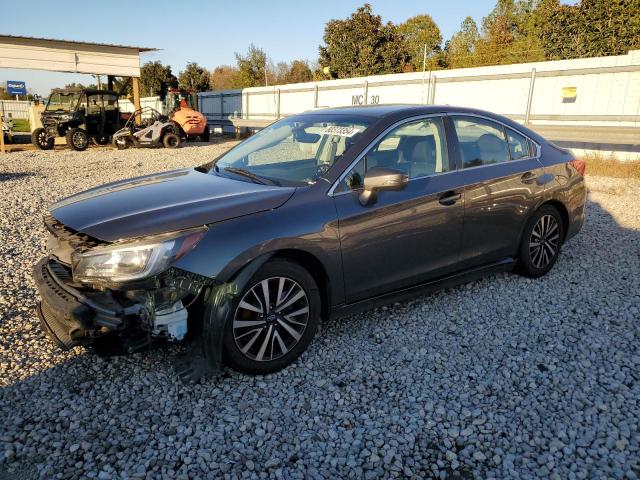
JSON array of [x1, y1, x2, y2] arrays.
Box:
[[333, 116, 465, 303]]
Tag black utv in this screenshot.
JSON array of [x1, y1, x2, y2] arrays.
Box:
[[32, 89, 122, 151]]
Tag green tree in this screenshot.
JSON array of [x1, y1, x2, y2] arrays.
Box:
[[538, 0, 640, 59], [209, 65, 242, 90], [178, 62, 210, 92], [474, 0, 545, 65], [318, 4, 409, 78], [397, 14, 443, 71], [140, 61, 178, 97], [446, 16, 481, 68], [235, 44, 270, 87], [274, 60, 313, 84]]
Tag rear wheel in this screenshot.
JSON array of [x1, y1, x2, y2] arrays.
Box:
[[94, 135, 110, 146], [65, 128, 89, 151], [223, 259, 321, 374], [517, 205, 564, 278], [162, 132, 181, 148], [32, 128, 54, 150]]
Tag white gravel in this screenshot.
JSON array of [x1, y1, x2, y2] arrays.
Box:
[[1, 145, 639, 480]]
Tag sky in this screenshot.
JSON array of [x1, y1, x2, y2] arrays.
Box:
[[2, 0, 501, 96]]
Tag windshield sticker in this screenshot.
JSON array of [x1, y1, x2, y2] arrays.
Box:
[[321, 126, 361, 137]]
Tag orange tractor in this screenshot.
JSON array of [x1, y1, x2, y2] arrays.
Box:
[[165, 89, 209, 142]]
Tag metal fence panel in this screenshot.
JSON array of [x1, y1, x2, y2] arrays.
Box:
[[0, 100, 31, 119]]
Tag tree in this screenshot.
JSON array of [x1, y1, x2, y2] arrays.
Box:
[[465, 0, 545, 66], [397, 14, 443, 71], [140, 61, 178, 97], [537, 0, 640, 60], [210, 65, 242, 90], [235, 44, 270, 87], [178, 62, 210, 92], [273, 60, 313, 85], [446, 17, 481, 68], [318, 4, 409, 78]]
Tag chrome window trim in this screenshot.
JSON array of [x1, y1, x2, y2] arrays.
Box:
[[327, 113, 448, 197], [449, 113, 542, 163]]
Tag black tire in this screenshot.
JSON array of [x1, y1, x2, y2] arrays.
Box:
[[201, 126, 210, 142], [517, 205, 564, 278], [112, 137, 129, 150], [32, 128, 54, 150], [223, 259, 321, 374], [162, 132, 181, 149], [94, 135, 110, 146], [65, 128, 89, 151]]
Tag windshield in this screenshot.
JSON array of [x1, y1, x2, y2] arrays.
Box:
[[213, 114, 372, 186], [46, 92, 81, 112]]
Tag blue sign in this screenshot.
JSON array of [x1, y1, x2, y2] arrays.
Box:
[[6, 81, 27, 96]]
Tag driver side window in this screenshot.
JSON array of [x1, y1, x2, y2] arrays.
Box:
[[336, 116, 448, 193]]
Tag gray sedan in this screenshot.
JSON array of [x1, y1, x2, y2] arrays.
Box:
[[34, 105, 586, 378]]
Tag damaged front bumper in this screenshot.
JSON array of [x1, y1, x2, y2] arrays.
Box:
[[33, 257, 209, 353], [34, 258, 148, 351]]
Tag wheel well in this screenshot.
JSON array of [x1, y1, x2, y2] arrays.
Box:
[[271, 249, 331, 321], [541, 200, 569, 242]]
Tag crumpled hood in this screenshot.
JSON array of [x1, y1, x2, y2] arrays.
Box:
[[50, 168, 295, 242]]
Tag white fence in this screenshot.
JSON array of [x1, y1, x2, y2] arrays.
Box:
[[236, 50, 640, 127], [0, 100, 31, 119], [198, 50, 640, 158]]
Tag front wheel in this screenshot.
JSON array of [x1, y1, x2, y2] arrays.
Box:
[[32, 128, 54, 150], [517, 205, 564, 278], [65, 128, 89, 151], [162, 132, 181, 148], [223, 259, 321, 374], [112, 137, 129, 150]]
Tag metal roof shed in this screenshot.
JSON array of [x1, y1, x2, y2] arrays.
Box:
[[0, 34, 156, 77]]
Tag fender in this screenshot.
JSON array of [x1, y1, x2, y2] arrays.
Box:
[[174, 253, 274, 382]]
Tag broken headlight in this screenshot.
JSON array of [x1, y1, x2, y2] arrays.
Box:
[[72, 227, 207, 284]]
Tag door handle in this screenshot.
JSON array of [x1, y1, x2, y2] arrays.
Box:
[[521, 171, 538, 183], [438, 191, 461, 206]]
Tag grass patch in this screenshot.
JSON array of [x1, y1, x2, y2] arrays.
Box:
[[10, 119, 30, 132], [582, 153, 640, 179]]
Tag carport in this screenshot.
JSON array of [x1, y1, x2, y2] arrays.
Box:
[[0, 34, 156, 152]]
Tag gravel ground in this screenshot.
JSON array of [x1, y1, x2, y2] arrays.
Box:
[[1, 145, 639, 480]]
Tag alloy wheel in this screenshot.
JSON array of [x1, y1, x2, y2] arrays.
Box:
[[233, 276, 309, 362], [72, 131, 87, 149], [529, 214, 560, 269]]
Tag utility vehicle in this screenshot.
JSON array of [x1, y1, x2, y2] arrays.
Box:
[[32, 89, 121, 151]]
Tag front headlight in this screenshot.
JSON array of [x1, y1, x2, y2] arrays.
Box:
[[72, 227, 207, 284]]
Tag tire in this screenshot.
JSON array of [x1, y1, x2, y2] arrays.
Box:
[[94, 135, 110, 146], [223, 259, 321, 374], [201, 126, 210, 142], [517, 205, 564, 278], [32, 128, 54, 150], [162, 132, 181, 149], [65, 128, 89, 151], [113, 137, 129, 150]]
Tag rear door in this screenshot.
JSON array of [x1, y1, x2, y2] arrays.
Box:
[[332, 115, 465, 303], [451, 115, 546, 268]]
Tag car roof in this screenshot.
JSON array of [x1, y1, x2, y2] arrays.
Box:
[[300, 104, 547, 144]]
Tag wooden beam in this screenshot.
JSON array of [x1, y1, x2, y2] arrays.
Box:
[[132, 77, 141, 125]]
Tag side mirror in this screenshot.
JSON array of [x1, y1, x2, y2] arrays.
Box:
[[359, 167, 408, 206]]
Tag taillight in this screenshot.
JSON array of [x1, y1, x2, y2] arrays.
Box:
[[570, 159, 586, 176]]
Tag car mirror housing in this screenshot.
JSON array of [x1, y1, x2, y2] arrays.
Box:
[[359, 167, 408, 206]]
